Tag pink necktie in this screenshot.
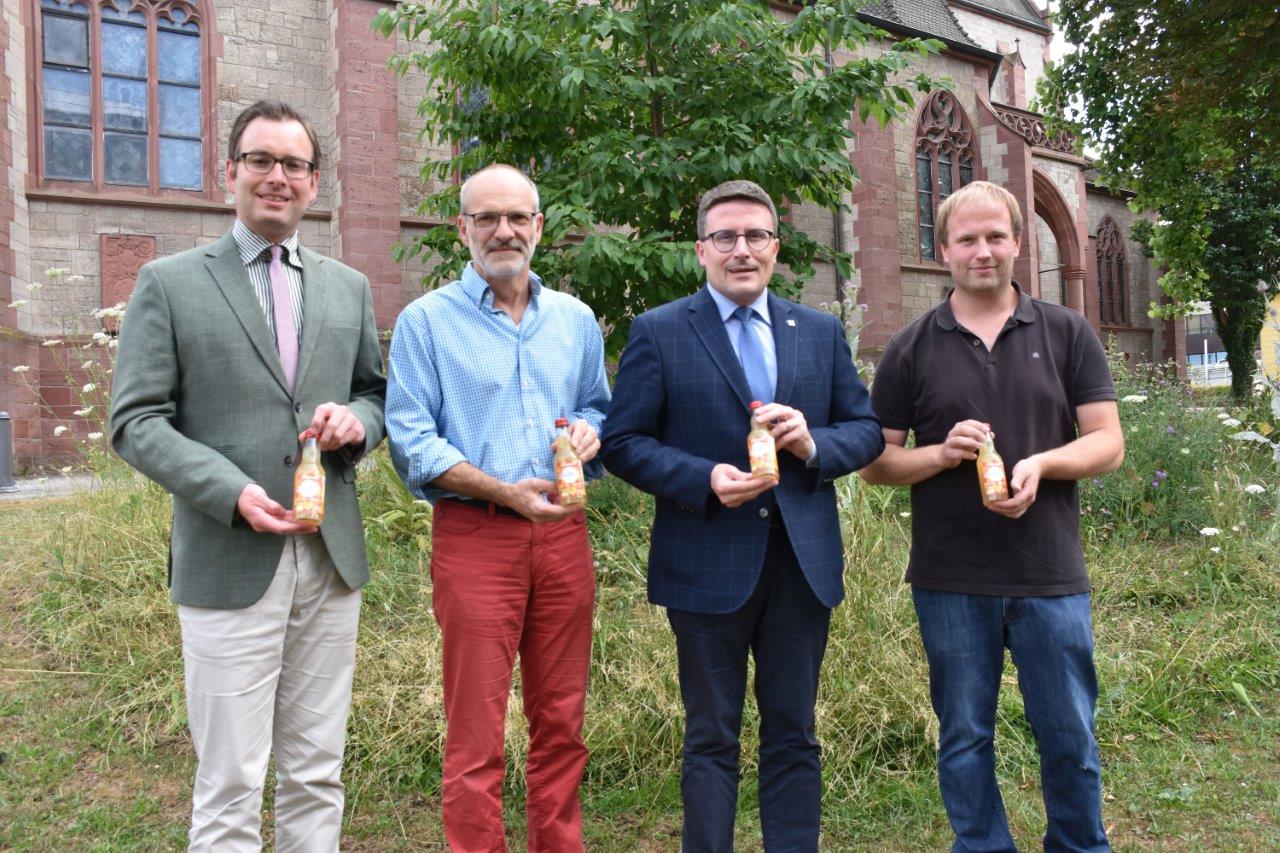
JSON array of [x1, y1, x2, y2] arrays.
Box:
[[269, 245, 299, 391]]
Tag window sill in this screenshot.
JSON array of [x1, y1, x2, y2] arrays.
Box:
[[26, 187, 332, 221]]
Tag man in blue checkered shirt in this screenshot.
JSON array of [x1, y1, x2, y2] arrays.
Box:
[[385, 164, 610, 852]]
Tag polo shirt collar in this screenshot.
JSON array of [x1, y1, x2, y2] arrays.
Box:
[[935, 281, 1035, 331], [232, 219, 301, 268], [461, 261, 543, 309]]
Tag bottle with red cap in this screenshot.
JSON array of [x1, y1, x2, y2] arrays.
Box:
[[553, 417, 587, 507], [293, 428, 325, 524], [747, 401, 779, 482]]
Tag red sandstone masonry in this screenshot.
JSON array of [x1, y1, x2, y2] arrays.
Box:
[[333, 0, 402, 328], [100, 234, 156, 331], [850, 116, 903, 355]]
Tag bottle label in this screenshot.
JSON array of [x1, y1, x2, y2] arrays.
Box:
[[298, 479, 321, 498]]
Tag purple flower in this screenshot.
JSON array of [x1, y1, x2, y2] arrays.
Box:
[[1091, 478, 1103, 487], [1166, 426, 1176, 434], [1155, 470, 1168, 480], [1151, 479, 1162, 488]]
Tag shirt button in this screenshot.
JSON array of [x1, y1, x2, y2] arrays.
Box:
[[284, 455, 294, 466], [759, 507, 769, 518], [293, 402, 302, 413], [972, 340, 980, 346], [525, 419, 533, 428]]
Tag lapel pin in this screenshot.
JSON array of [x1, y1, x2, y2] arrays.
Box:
[[786, 319, 796, 327]]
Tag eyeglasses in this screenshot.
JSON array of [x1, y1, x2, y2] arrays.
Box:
[[462, 211, 538, 231], [703, 229, 776, 253], [236, 151, 315, 179]]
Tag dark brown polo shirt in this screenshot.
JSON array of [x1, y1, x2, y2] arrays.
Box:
[[871, 283, 1116, 596]]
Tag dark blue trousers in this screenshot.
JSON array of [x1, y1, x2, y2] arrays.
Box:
[[667, 523, 831, 853]]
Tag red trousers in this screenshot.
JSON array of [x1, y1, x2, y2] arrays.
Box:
[[430, 500, 595, 853]]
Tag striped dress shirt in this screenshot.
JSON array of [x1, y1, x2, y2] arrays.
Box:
[[231, 219, 305, 340], [385, 262, 611, 503]]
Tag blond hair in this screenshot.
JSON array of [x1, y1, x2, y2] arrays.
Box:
[[936, 180, 1023, 246]]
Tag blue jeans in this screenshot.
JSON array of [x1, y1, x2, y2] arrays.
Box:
[[912, 589, 1109, 853]]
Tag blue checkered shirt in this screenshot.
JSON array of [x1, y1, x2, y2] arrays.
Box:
[[386, 263, 611, 502]]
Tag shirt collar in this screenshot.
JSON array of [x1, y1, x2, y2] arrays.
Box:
[[232, 219, 301, 268], [706, 283, 771, 326], [935, 281, 1035, 331], [461, 261, 543, 309]]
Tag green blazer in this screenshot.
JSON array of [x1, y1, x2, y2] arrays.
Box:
[[109, 230, 387, 608]]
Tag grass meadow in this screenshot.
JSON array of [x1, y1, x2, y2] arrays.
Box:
[[2, 358, 1279, 850]]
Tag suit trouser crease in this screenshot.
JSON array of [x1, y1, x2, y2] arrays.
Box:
[[912, 589, 1108, 853], [431, 502, 595, 853], [667, 523, 831, 853], [179, 533, 360, 853]]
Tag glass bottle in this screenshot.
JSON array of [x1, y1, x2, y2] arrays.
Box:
[[293, 429, 325, 524], [747, 401, 779, 482], [553, 417, 588, 507], [976, 429, 1009, 506]]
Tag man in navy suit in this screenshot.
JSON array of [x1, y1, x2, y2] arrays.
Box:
[[601, 180, 884, 851]]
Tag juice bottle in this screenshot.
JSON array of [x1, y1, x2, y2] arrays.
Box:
[[553, 417, 588, 507], [293, 429, 325, 524], [976, 429, 1009, 506], [747, 401, 779, 482]]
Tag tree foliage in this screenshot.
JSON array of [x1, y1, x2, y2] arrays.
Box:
[[376, 0, 940, 355], [1044, 0, 1280, 396]]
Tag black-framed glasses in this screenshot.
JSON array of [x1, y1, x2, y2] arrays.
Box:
[[704, 228, 775, 253], [236, 151, 315, 179], [462, 211, 538, 231]]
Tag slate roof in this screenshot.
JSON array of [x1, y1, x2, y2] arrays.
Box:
[[858, 0, 982, 52], [951, 0, 1053, 34]]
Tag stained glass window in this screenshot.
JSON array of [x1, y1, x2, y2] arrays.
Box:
[[1096, 217, 1128, 325], [914, 92, 977, 260], [38, 0, 206, 192]]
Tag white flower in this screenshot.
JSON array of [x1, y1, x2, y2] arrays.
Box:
[[1210, 546, 1221, 553], [42, 339, 63, 347], [7, 299, 27, 308], [1231, 525, 1240, 532], [11, 365, 29, 373], [92, 331, 111, 345], [1199, 527, 1221, 536], [87, 432, 103, 440], [73, 407, 93, 417], [899, 511, 911, 518], [107, 339, 118, 349], [67, 274, 85, 284], [1244, 484, 1266, 494], [53, 425, 68, 436], [59, 465, 72, 474], [45, 267, 69, 278], [1121, 394, 1148, 403], [81, 383, 96, 393], [1180, 448, 1191, 454], [1216, 411, 1230, 420], [26, 280, 40, 291], [80, 360, 93, 370], [1222, 418, 1241, 427]]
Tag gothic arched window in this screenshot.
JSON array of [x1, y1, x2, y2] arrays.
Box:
[[36, 0, 209, 193], [1096, 217, 1128, 325], [915, 92, 976, 260]]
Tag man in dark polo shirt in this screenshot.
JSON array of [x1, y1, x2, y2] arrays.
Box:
[[861, 180, 1124, 852]]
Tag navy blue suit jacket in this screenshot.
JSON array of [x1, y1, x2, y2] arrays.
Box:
[[601, 287, 884, 613]]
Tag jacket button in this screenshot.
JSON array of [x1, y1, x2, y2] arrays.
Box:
[[294, 402, 302, 413], [284, 455, 294, 466], [758, 507, 769, 518]]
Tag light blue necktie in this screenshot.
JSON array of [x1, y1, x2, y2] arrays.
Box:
[[733, 305, 773, 404]]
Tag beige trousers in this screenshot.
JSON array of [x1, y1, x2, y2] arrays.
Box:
[[178, 534, 360, 852]]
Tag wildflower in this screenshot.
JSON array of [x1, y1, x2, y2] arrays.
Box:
[[1216, 412, 1230, 420], [1155, 470, 1167, 480], [87, 432, 103, 440], [42, 339, 63, 347], [107, 339, 118, 349], [7, 299, 27, 308], [45, 267, 69, 278], [59, 465, 72, 474], [81, 383, 96, 393], [11, 365, 29, 373], [1121, 394, 1148, 403], [1210, 546, 1221, 554], [67, 274, 85, 284], [27, 280, 41, 290], [1180, 448, 1190, 455], [1222, 418, 1241, 427], [53, 425, 68, 436], [899, 511, 911, 518], [73, 407, 93, 417], [1091, 478, 1103, 487], [1199, 527, 1221, 536], [81, 360, 93, 370], [1244, 484, 1266, 494], [91, 331, 111, 345], [1166, 426, 1176, 434]]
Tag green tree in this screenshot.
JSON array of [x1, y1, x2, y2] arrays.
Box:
[[1043, 0, 1280, 396], [376, 0, 940, 355]]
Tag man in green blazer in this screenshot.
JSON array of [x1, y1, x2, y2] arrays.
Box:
[[109, 100, 386, 851]]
